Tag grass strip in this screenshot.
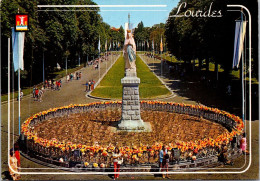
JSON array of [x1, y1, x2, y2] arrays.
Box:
[[91, 55, 171, 99]]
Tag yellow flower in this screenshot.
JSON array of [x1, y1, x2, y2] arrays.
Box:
[[93, 163, 98, 168]]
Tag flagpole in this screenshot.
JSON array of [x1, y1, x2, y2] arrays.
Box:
[[227, 4, 252, 169], [98, 36, 100, 82], [66, 57, 67, 76], [8, 38, 10, 154], [43, 51, 45, 84], [87, 55, 88, 67], [105, 40, 107, 71], [17, 32, 21, 135], [161, 35, 163, 77], [241, 10, 245, 123]]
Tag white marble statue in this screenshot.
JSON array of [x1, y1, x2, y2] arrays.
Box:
[[123, 32, 136, 71]]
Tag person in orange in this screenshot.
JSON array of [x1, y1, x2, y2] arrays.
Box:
[[91, 80, 95, 91]]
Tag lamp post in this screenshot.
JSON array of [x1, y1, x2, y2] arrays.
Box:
[[65, 57, 67, 76]]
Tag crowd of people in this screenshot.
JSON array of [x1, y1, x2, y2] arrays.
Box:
[[85, 80, 95, 92], [67, 72, 82, 82], [32, 87, 44, 102], [44, 79, 62, 90], [85, 54, 111, 70], [110, 135, 248, 180]]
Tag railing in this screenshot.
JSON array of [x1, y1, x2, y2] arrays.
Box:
[[20, 101, 243, 169]]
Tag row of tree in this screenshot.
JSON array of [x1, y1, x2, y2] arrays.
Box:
[[132, 0, 258, 79], [1, 0, 125, 93], [165, 0, 258, 76], [134, 21, 166, 52]]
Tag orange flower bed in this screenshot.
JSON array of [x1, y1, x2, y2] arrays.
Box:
[[22, 101, 243, 159]]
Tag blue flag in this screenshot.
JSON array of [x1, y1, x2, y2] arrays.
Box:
[[12, 28, 25, 71]]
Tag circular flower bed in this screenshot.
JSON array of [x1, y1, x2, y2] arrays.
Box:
[[21, 101, 244, 168]]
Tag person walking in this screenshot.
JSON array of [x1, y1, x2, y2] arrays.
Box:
[[91, 80, 95, 91], [33, 87, 36, 98], [79, 72, 82, 79], [88, 80, 91, 91], [9, 149, 20, 180], [113, 147, 121, 180], [38, 89, 43, 102], [34, 88, 39, 101], [159, 145, 169, 178], [240, 132, 249, 155], [85, 81, 89, 92], [14, 143, 21, 168], [48, 79, 51, 88]]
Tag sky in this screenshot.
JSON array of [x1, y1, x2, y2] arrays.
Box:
[[92, 0, 179, 28]]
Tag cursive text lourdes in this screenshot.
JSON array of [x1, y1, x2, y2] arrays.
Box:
[[170, 2, 222, 18]]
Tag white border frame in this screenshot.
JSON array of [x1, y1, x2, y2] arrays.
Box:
[[7, 4, 252, 175]]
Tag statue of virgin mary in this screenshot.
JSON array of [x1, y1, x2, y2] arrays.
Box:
[[123, 32, 136, 71]]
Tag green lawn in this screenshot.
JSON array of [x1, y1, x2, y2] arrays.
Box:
[[91, 55, 171, 99]]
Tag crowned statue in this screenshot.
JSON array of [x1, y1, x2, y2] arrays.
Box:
[[123, 32, 136, 72]]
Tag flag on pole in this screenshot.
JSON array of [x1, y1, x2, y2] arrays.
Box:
[[147, 40, 149, 49], [232, 20, 247, 68], [12, 27, 25, 71], [105, 39, 107, 51], [57, 63, 61, 70], [98, 36, 101, 53], [109, 41, 111, 51], [160, 36, 163, 52], [152, 39, 154, 51]]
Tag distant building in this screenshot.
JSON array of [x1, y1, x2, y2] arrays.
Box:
[[111, 27, 120, 32]]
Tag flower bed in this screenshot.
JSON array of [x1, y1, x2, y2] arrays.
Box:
[[21, 101, 243, 169]]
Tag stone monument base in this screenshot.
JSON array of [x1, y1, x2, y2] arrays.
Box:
[[117, 121, 152, 132], [118, 73, 152, 132]]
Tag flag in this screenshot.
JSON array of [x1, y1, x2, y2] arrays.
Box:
[[12, 27, 25, 71], [160, 36, 163, 52], [147, 40, 149, 49], [232, 21, 247, 68], [57, 63, 61, 70], [105, 39, 107, 51], [118, 42, 120, 48], [109, 42, 111, 51], [98, 36, 101, 53], [152, 39, 154, 51]]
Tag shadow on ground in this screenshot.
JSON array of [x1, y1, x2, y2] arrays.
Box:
[[148, 60, 258, 120]]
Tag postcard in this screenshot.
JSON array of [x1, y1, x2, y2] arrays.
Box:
[[1, 0, 259, 180]]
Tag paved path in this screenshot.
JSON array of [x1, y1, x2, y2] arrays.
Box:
[[139, 54, 197, 105]]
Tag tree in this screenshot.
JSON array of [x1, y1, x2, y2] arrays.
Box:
[[0, 0, 120, 93], [165, 0, 258, 77]]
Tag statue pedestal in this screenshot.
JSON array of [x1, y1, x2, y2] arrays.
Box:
[[118, 73, 151, 132]]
